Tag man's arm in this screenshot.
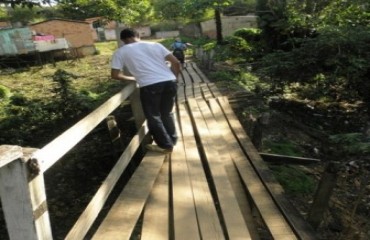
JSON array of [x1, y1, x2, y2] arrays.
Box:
[[165, 54, 181, 79], [111, 69, 136, 82]]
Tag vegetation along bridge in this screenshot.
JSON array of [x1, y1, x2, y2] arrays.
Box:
[[0, 63, 318, 239]]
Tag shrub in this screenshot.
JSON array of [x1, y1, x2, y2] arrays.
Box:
[[213, 36, 252, 62], [0, 85, 11, 99], [234, 28, 261, 43], [10, 94, 28, 106]]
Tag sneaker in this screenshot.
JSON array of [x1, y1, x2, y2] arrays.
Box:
[[146, 144, 173, 153]]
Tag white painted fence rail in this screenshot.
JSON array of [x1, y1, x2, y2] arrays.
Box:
[[0, 82, 144, 240]]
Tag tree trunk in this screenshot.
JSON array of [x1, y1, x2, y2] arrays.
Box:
[[215, 8, 223, 44]]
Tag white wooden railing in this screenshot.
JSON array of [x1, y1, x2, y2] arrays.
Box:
[[0, 82, 147, 240]]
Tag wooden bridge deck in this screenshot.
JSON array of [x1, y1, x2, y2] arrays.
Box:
[[90, 63, 317, 240]]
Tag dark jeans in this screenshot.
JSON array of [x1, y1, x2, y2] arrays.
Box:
[[140, 81, 178, 149]]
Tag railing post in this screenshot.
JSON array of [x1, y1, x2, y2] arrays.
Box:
[[0, 145, 53, 240], [106, 115, 125, 156], [307, 161, 340, 229], [129, 87, 151, 148]]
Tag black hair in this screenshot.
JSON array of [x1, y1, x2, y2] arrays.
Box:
[[120, 28, 139, 40]]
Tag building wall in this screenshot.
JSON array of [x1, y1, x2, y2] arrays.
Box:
[[155, 31, 179, 39], [30, 20, 94, 48], [201, 15, 258, 39], [0, 21, 11, 29], [0, 27, 35, 56]]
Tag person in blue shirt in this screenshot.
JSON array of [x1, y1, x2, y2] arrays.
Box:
[[170, 37, 187, 66]]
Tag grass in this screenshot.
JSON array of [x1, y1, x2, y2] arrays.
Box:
[[270, 165, 316, 194], [0, 42, 122, 146]]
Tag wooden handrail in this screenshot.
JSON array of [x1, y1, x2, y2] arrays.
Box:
[[65, 122, 149, 239], [32, 83, 136, 172], [0, 82, 140, 240], [0, 145, 22, 168]]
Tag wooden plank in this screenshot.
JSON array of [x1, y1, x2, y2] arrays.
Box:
[[259, 152, 320, 164], [217, 96, 318, 240], [178, 104, 225, 239], [186, 64, 202, 83], [187, 98, 251, 239], [200, 83, 213, 99], [33, 83, 136, 172], [92, 151, 167, 240], [207, 99, 261, 240], [190, 63, 210, 83], [193, 83, 202, 99], [209, 98, 298, 239], [171, 114, 200, 240], [207, 83, 223, 98], [141, 158, 170, 240], [185, 84, 193, 99], [65, 123, 148, 240], [182, 68, 193, 85], [0, 145, 22, 168], [188, 63, 205, 83], [176, 81, 186, 104], [178, 71, 186, 85]]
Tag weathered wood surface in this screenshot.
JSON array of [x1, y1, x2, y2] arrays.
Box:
[[92, 152, 168, 239], [65, 123, 149, 240], [0, 145, 22, 168], [0, 146, 52, 240]]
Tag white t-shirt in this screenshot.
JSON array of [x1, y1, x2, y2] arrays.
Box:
[[111, 41, 176, 87]]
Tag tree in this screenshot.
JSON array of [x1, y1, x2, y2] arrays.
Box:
[[0, 0, 54, 8], [152, 0, 186, 21], [254, 0, 370, 116], [183, 0, 234, 44], [57, 0, 152, 25]]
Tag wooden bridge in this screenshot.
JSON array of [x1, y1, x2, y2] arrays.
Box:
[[0, 63, 318, 239]]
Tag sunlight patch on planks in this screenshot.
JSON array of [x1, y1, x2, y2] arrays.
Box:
[[92, 152, 168, 240]]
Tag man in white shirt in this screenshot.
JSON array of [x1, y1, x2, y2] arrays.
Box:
[[111, 28, 181, 153]]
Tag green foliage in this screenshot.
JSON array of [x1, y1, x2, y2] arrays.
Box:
[[0, 85, 11, 99], [239, 71, 270, 93], [233, 28, 261, 42], [51, 69, 100, 119], [208, 70, 242, 91], [0, 7, 6, 20], [264, 140, 303, 157], [270, 165, 316, 194], [255, 25, 370, 103], [56, 0, 153, 24], [0, 41, 120, 148], [202, 41, 217, 51], [151, 21, 179, 32], [152, 0, 186, 21], [213, 36, 252, 62], [329, 133, 370, 155], [0, 95, 60, 146], [10, 93, 28, 106], [5, 5, 39, 24], [319, 0, 370, 27], [209, 70, 236, 81]]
